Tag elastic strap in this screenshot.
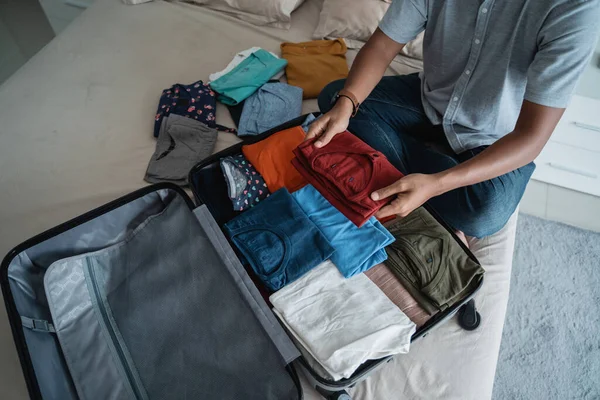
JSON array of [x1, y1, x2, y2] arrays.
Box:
[[21, 316, 56, 333]]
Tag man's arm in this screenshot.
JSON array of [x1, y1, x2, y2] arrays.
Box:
[[307, 0, 427, 146], [373, 101, 565, 218], [373, 0, 600, 221], [436, 102, 564, 193], [306, 29, 406, 147]]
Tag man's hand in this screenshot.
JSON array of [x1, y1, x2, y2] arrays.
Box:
[[305, 97, 354, 148], [305, 28, 406, 148], [372, 173, 442, 219]]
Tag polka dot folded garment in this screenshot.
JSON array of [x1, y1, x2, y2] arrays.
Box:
[[220, 154, 270, 211]]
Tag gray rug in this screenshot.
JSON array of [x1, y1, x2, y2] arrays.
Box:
[[493, 214, 600, 400]]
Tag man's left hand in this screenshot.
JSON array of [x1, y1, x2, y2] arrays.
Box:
[[371, 173, 442, 219]]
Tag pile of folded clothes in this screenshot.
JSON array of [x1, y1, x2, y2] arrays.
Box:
[[145, 40, 350, 186], [211, 41, 349, 133], [142, 38, 485, 380], [293, 130, 404, 227], [217, 122, 485, 380]]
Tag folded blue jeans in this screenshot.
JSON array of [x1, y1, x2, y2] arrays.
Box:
[[291, 185, 395, 278], [224, 188, 335, 291], [238, 82, 303, 136]]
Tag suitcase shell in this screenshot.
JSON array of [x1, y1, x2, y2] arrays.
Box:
[[1, 184, 302, 400], [187, 114, 484, 398], [1, 115, 483, 400]]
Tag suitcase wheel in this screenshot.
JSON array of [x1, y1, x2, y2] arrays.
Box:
[[327, 390, 351, 400], [457, 299, 481, 331]]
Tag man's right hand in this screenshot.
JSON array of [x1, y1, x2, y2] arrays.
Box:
[[305, 96, 354, 148]]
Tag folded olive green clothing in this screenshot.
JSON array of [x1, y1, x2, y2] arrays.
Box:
[[383, 208, 484, 315]]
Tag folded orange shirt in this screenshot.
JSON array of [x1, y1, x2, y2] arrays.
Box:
[[281, 39, 349, 99], [242, 126, 307, 192]]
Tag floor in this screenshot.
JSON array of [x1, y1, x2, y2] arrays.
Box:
[[492, 214, 600, 400]]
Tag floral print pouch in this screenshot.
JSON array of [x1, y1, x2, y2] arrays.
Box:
[[154, 80, 235, 137]]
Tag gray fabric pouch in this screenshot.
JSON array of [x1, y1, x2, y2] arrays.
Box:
[[145, 114, 218, 186], [45, 196, 299, 400]]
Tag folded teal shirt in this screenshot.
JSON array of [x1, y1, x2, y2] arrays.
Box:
[[292, 185, 395, 277], [224, 188, 335, 291], [210, 49, 288, 106]]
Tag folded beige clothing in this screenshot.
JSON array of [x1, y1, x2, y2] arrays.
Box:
[[365, 263, 432, 328], [270, 260, 416, 380]]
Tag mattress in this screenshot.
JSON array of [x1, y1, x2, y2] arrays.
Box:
[[0, 0, 515, 399]]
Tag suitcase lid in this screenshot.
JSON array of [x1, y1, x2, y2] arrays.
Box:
[[1, 183, 303, 400]]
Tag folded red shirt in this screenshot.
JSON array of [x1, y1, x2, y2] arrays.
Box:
[[292, 131, 404, 227]]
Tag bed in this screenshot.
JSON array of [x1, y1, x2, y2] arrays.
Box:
[[0, 0, 517, 398]]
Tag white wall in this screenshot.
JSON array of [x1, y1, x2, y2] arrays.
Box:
[[575, 32, 600, 100], [0, 20, 28, 85], [40, 0, 92, 35], [0, 0, 54, 86]]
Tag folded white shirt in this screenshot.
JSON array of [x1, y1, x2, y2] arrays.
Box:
[[270, 260, 416, 380], [208, 47, 285, 83]]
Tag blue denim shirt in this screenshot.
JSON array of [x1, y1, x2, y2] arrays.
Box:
[[292, 185, 395, 278], [238, 83, 303, 136], [224, 188, 335, 291]]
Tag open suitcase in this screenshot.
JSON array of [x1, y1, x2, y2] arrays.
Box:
[[1, 114, 483, 400]]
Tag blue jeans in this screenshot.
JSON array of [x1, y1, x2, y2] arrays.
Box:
[[318, 74, 535, 238]]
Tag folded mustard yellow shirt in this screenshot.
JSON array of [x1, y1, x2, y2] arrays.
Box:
[[281, 39, 349, 99]]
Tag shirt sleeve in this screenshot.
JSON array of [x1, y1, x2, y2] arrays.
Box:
[[378, 0, 427, 44], [524, 0, 600, 108]]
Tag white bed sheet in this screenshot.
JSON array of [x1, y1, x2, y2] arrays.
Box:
[[0, 0, 514, 399]]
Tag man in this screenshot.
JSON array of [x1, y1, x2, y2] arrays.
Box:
[[307, 0, 600, 238]]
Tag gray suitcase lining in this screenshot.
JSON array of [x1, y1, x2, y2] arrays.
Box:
[[8, 188, 299, 399]]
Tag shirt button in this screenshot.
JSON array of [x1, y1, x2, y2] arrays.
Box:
[[453, 97, 459, 101], [475, 39, 481, 44], [482, 8, 488, 13], [465, 70, 471, 75]]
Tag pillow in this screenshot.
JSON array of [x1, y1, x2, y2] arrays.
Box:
[[186, 0, 305, 29], [121, 0, 153, 4], [313, 0, 424, 60]]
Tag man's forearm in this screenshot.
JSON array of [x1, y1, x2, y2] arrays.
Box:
[[340, 29, 406, 105], [433, 101, 565, 195], [434, 131, 542, 195], [306, 29, 406, 144]]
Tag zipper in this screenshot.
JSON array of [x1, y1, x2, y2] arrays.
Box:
[[86, 259, 143, 400], [0, 183, 189, 400]]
